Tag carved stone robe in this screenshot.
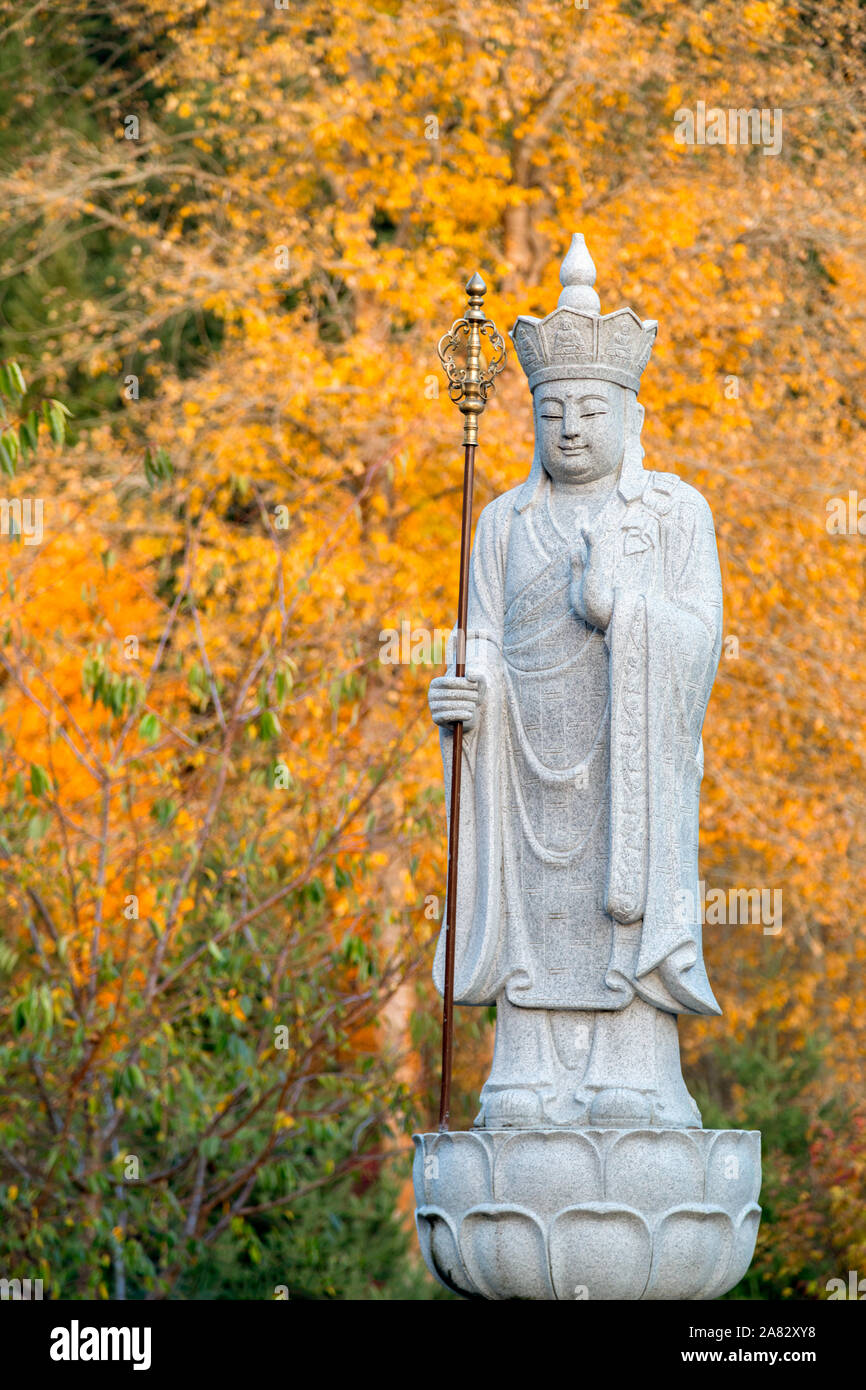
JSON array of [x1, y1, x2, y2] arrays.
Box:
[[433, 449, 723, 1017]]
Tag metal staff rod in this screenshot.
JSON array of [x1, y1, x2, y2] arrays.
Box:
[[436, 273, 506, 1131]]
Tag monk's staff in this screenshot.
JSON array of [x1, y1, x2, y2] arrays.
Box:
[[435, 273, 506, 1130]]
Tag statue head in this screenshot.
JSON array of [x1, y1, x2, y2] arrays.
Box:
[[533, 377, 644, 486], [509, 234, 655, 490]]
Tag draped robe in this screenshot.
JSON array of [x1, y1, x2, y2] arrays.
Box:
[[433, 451, 723, 1017]]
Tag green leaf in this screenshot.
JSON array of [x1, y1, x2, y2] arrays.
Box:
[[43, 400, 65, 446], [144, 446, 172, 487], [29, 763, 51, 797], [138, 712, 160, 742], [0, 942, 19, 973], [19, 411, 38, 455], [7, 361, 26, 396], [39, 984, 53, 1033], [27, 812, 50, 842], [259, 709, 281, 740], [151, 798, 176, 827], [120, 1063, 145, 1094], [1, 430, 19, 470]]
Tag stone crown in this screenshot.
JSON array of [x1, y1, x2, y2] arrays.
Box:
[[510, 233, 658, 394]]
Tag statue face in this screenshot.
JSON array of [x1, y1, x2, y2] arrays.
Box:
[[534, 378, 631, 485]]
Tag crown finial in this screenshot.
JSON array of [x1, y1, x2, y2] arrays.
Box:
[[558, 233, 601, 313], [509, 232, 657, 393]]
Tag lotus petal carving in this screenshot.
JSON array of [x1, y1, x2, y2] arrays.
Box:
[[549, 1204, 652, 1300], [461, 1205, 553, 1300], [414, 1128, 761, 1301]]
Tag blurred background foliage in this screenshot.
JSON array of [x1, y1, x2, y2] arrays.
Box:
[[0, 0, 864, 1299]]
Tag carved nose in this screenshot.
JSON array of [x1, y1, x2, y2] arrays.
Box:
[[561, 412, 581, 440]]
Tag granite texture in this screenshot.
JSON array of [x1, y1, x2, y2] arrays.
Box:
[[414, 1128, 761, 1301]]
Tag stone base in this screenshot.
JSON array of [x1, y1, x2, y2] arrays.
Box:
[[413, 1127, 761, 1300]]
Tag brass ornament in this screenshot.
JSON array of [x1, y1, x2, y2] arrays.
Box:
[[437, 273, 506, 446]]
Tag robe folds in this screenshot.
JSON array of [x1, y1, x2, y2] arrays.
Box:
[[433, 451, 723, 1018]]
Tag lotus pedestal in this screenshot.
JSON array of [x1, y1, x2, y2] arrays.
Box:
[[413, 1127, 761, 1301]]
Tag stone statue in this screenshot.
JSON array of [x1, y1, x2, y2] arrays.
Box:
[[414, 236, 761, 1301], [428, 233, 721, 1132]]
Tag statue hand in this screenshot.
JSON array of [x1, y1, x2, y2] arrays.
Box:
[[428, 672, 485, 730], [573, 523, 614, 631]]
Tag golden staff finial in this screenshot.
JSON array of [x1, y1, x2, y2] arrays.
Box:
[[435, 272, 506, 1131], [437, 273, 507, 447]]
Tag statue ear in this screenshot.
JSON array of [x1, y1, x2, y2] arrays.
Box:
[[622, 396, 645, 472]]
